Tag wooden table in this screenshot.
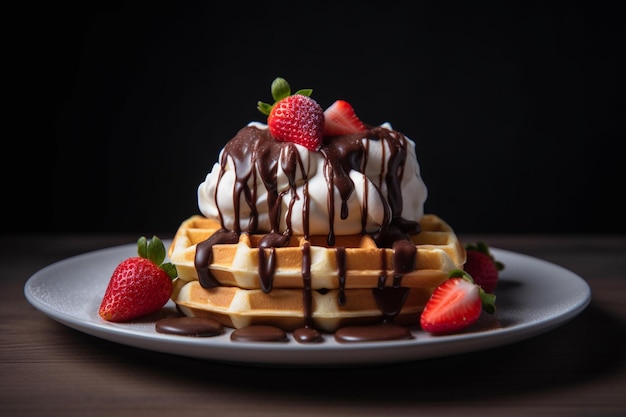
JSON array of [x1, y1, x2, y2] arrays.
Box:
[[2, 233, 625, 417]]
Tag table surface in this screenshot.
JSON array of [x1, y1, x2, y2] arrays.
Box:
[[2, 233, 625, 417]]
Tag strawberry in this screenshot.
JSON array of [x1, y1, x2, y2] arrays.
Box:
[[464, 241, 505, 293], [257, 77, 324, 151], [99, 236, 177, 322], [323, 99, 367, 137], [420, 270, 496, 335]]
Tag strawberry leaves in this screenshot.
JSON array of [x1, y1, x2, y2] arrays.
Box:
[[138, 235, 177, 279], [257, 77, 312, 116]]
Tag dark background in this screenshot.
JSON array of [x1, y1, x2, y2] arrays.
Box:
[[7, 1, 624, 236]]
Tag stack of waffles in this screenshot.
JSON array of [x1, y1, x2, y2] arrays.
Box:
[[168, 214, 465, 332]]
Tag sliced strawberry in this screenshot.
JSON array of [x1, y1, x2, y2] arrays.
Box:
[[464, 242, 505, 293], [420, 270, 496, 335], [323, 100, 367, 137]]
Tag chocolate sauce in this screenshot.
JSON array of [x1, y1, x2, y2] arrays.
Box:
[[258, 232, 290, 293], [293, 327, 324, 343], [372, 287, 411, 322], [334, 323, 413, 343], [301, 242, 314, 328], [392, 239, 417, 277], [230, 325, 288, 342], [155, 317, 224, 337], [194, 125, 424, 340], [195, 229, 239, 288], [335, 246, 347, 305]]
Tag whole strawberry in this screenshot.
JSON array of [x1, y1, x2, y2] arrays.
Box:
[[464, 241, 505, 293], [258, 77, 324, 151], [99, 236, 177, 322], [420, 269, 496, 335]]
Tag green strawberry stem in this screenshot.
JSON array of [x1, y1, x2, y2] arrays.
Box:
[[137, 236, 178, 279], [257, 77, 313, 116], [448, 268, 496, 314], [466, 241, 505, 271]]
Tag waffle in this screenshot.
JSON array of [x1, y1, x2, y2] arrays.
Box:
[[172, 281, 435, 332], [168, 214, 465, 290], [167, 214, 465, 332]]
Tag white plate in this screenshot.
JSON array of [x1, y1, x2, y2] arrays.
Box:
[[24, 243, 591, 367]]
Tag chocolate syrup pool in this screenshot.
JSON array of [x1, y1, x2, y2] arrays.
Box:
[[155, 317, 414, 343], [162, 125, 428, 343]]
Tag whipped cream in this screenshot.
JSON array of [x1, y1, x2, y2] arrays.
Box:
[[197, 122, 427, 240]]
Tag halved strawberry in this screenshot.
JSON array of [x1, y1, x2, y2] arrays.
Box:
[[464, 241, 505, 293], [258, 77, 324, 151], [420, 270, 496, 335], [323, 99, 367, 137]]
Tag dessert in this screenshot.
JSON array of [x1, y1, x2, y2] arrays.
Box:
[[167, 77, 471, 342]]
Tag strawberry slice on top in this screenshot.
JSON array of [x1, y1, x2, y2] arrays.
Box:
[[323, 99, 367, 137]]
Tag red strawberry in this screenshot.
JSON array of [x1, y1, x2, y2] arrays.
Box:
[[464, 242, 505, 293], [268, 94, 324, 150], [99, 236, 177, 322], [257, 77, 324, 151], [323, 99, 367, 137], [420, 270, 496, 335]]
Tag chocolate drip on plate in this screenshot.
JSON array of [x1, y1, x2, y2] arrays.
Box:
[[155, 317, 224, 337]]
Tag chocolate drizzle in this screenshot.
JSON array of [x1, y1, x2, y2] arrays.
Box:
[[301, 242, 313, 328], [335, 247, 347, 305], [194, 125, 424, 338], [194, 229, 239, 288]]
